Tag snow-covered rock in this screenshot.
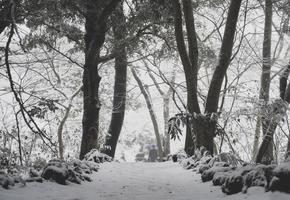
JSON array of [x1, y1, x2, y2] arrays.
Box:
[[41, 159, 95, 185], [201, 166, 234, 182], [270, 162, 290, 193], [221, 172, 244, 195], [244, 164, 276, 192]]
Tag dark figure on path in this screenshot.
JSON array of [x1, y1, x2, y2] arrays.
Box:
[[148, 145, 158, 162]]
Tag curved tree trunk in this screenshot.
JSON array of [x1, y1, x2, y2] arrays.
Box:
[[146, 66, 175, 156], [203, 0, 242, 154], [58, 86, 82, 160], [131, 67, 163, 161], [102, 3, 127, 158]]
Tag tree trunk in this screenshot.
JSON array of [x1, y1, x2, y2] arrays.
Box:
[[203, 0, 242, 154], [131, 67, 163, 161], [252, 116, 261, 161], [256, 109, 279, 164], [173, 0, 200, 156], [58, 86, 82, 160], [194, 117, 216, 154], [0, 0, 11, 34], [163, 97, 170, 156], [259, 0, 274, 163], [80, 0, 121, 159], [174, 0, 242, 155], [102, 3, 127, 158], [205, 0, 242, 114], [146, 66, 174, 157], [256, 61, 290, 164], [286, 133, 290, 159]]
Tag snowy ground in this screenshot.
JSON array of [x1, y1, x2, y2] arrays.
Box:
[[1, 162, 289, 200]]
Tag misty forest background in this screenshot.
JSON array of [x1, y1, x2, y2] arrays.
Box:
[[0, 0, 290, 167]]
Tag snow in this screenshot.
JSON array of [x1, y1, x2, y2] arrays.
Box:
[[1, 162, 290, 200]]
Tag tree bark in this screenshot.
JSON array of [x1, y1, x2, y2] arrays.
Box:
[[260, 0, 274, 163], [80, 0, 121, 159], [173, 0, 200, 156], [173, 0, 242, 155], [202, 0, 242, 154], [163, 96, 171, 156], [58, 86, 82, 160], [147, 66, 175, 156], [256, 61, 290, 164], [252, 116, 261, 161], [0, 0, 11, 34], [255, 0, 274, 164], [205, 0, 242, 114], [131, 67, 163, 161], [102, 3, 127, 158]]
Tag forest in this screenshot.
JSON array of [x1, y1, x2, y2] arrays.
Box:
[[1, 0, 290, 199]]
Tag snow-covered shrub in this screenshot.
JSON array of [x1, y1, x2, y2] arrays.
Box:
[[71, 159, 99, 174], [198, 153, 237, 174], [198, 154, 212, 165], [0, 148, 17, 170], [0, 170, 24, 189], [83, 149, 112, 163], [172, 150, 187, 163], [32, 157, 47, 170], [180, 156, 195, 169]]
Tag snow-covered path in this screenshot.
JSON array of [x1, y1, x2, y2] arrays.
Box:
[[1, 162, 289, 200]]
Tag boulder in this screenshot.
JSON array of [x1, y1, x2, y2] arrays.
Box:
[[201, 166, 234, 182], [269, 162, 290, 193]]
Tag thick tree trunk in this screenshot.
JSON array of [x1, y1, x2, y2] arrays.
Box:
[[203, 0, 242, 154], [102, 4, 127, 158], [80, 0, 121, 159], [173, 0, 200, 156], [256, 61, 290, 164], [0, 0, 11, 34], [131, 67, 163, 161], [174, 0, 242, 155], [194, 117, 216, 154], [256, 107, 280, 164], [259, 0, 274, 163], [205, 0, 242, 114]]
